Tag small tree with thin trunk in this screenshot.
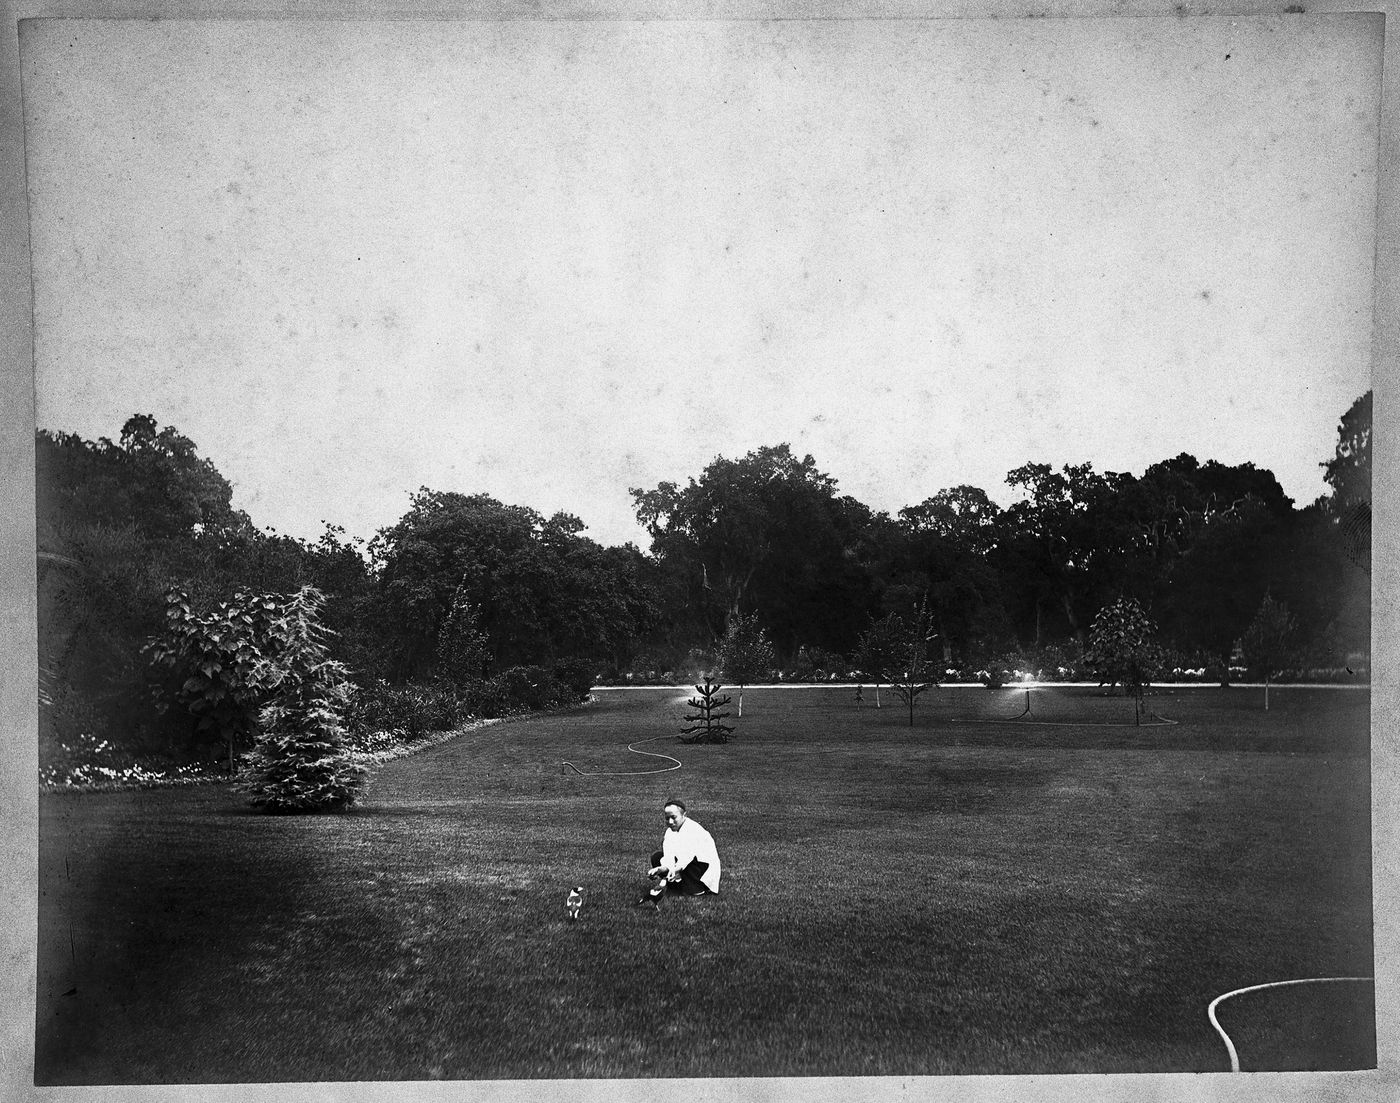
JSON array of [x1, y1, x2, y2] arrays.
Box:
[[680, 677, 735, 744], [856, 614, 903, 709], [859, 611, 937, 726], [716, 612, 774, 718], [885, 610, 939, 727], [1085, 596, 1160, 726], [1241, 593, 1297, 711]]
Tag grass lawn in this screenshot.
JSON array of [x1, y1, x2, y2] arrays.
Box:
[[35, 685, 1373, 1082]]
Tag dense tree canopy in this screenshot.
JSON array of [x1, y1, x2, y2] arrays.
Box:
[[1322, 390, 1372, 508], [1156, 499, 1278, 684], [1321, 389, 1372, 575], [38, 390, 1371, 762], [894, 486, 1004, 651], [631, 444, 879, 655], [38, 417, 294, 753], [37, 414, 250, 546], [371, 489, 658, 679]]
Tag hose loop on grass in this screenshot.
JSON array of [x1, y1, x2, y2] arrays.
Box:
[[562, 734, 683, 777], [1207, 976, 1373, 1072]]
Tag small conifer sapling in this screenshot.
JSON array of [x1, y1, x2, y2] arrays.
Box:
[[680, 677, 735, 744]]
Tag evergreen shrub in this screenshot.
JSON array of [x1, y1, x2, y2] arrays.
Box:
[[235, 588, 367, 813]]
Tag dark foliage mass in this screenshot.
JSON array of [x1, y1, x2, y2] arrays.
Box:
[[369, 489, 658, 681], [1321, 390, 1372, 574], [36, 392, 1370, 779], [37, 416, 375, 769]]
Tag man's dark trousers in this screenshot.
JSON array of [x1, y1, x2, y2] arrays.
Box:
[[648, 850, 712, 896]]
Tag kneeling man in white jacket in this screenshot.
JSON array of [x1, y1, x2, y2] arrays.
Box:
[[636, 799, 721, 905]]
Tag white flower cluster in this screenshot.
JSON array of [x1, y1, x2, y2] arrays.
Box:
[[40, 760, 222, 791]]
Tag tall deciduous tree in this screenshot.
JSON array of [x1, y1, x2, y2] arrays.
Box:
[[1000, 461, 1145, 645], [631, 444, 878, 656], [1322, 390, 1372, 575], [995, 456, 1294, 651], [899, 485, 1003, 555], [37, 414, 251, 547], [36, 417, 253, 731], [371, 490, 657, 679], [36, 416, 364, 756], [1322, 390, 1372, 506], [897, 485, 1007, 663], [1159, 499, 1281, 685]]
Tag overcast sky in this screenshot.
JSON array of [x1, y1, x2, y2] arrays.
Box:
[[21, 15, 1382, 549]]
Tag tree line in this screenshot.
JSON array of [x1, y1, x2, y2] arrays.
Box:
[[629, 399, 1369, 684], [37, 393, 1370, 770]]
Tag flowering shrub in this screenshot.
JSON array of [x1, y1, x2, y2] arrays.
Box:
[[340, 724, 403, 757], [40, 731, 226, 791], [39, 719, 501, 791], [41, 656, 593, 793]]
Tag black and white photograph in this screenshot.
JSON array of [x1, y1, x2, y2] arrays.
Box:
[[2, 2, 1395, 1100]]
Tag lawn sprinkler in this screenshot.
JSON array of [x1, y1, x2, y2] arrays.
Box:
[[566, 886, 583, 921], [1017, 684, 1033, 718]]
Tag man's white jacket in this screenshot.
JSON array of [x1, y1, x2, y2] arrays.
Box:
[[661, 817, 722, 893]]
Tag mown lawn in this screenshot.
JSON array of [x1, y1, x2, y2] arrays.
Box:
[[35, 685, 1373, 1082]]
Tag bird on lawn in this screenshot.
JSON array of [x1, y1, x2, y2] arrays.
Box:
[[566, 886, 583, 921]]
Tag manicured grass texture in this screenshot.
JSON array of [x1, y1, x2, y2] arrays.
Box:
[[36, 686, 1372, 1082]]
